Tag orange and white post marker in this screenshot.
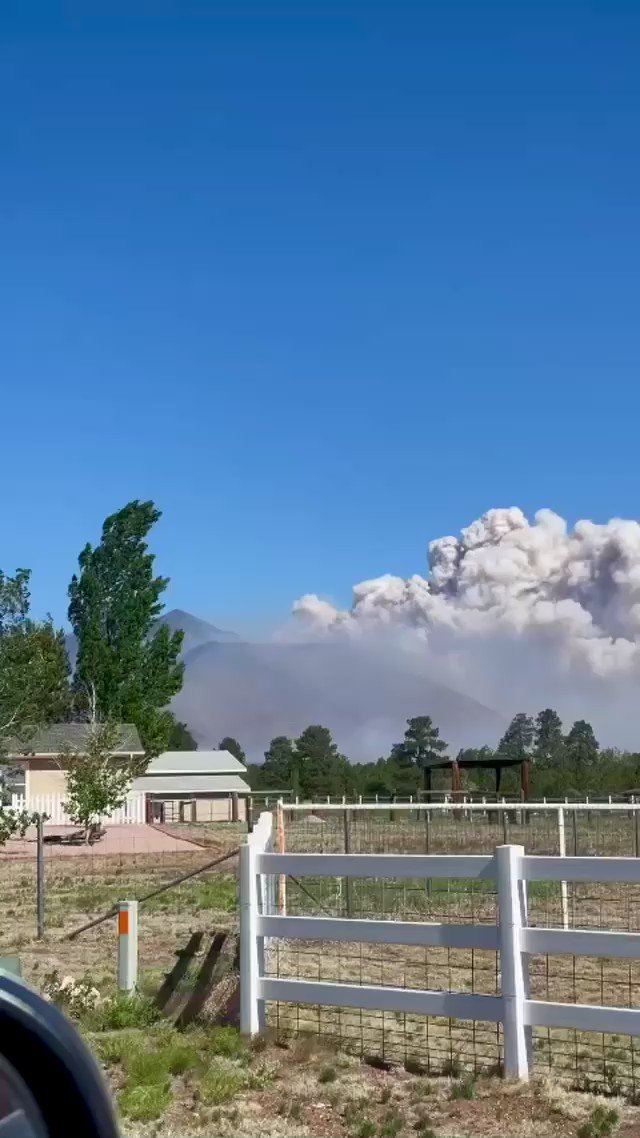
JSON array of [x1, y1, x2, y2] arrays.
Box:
[[117, 900, 138, 992]]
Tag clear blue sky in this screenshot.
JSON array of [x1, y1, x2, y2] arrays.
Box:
[[2, 2, 640, 631]]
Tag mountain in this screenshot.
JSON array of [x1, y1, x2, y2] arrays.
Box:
[[64, 607, 238, 666], [172, 635, 503, 761], [64, 607, 503, 759], [156, 609, 239, 654]]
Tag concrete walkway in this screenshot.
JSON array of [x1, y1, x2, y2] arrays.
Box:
[[1, 823, 203, 858]]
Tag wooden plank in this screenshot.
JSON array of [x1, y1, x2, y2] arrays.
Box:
[[257, 914, 499, 950], [256, 852, 496, 880], [259, 977, 502, 1022]]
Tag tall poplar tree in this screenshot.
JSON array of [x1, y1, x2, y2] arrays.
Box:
[[68, 500, 184, 757]]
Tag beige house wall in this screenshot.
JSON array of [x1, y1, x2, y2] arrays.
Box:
[[28, 765, 68, 796], [194, 796, 246, 823]]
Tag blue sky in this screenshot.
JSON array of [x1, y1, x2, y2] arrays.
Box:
[[2, 1, 640, 632]]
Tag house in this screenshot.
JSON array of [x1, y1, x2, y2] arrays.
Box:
[[131, 750, 251, 824], [4, 723, 144, 798]]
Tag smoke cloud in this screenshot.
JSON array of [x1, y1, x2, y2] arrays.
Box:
[[292, 508, 640, 747]]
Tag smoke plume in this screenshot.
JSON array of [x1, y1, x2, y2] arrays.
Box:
[[292, 508, 640, 747]]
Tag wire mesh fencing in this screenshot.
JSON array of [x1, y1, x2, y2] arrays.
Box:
[[264, 803, 640, 1097]]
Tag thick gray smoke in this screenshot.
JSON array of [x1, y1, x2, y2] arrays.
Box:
[[292, 508, 640, 747]]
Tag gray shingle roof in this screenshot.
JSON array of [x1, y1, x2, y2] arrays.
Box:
[[145, 751, 247, 775], [5, 723, 144, 756]]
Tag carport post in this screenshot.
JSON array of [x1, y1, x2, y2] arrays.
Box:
[[117, 901, 138, 992]]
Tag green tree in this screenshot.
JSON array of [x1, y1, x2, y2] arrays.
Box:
[[565, 720, 599, 772], [534, 709, 565, 767], [62, 720, 136, 841], [497, 712, 535, 760], [390, 716, 448, 793], [68, 501, 184, 756], [219, 736, 246, 764], [167, 718, 197, 750], [262, 736, 298, 790], [0, 568, 70, 750], [295, 725, 349, 798]]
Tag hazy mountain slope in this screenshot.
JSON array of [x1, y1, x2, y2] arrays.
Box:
[[65, 608, 238, 665], [172, 638, 503, 760], [156, 609, 239, 654]]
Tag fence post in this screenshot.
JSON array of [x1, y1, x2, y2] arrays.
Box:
[[36, 815, 45, 939], [117, 901, 138, 992], [558, 807, 569, 931], [246, 796, 254, 833], [343, 809, 354, 917], [240, 840, 261, 1035], [276, 800, 287, 916], [496, 844, 529, 1079], [635, 809, 640, 859]]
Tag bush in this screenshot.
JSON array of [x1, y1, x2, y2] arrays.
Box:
[[319, 1065, 338, 1084], [94, 994, 160, 1030], [198, 1062, 247, 1105], [118, 1083, 172, 1122], [207, 1025, 248, 1061], [124, 1049, 172, 1087], [93, 1030, 143, 1066], [354, 1121, 377, 1138], [576, 1106, 619, 1138]]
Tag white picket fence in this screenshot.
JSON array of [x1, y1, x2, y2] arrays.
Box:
[[240, 811, 640, 1079], [10, 792, 147, 826]]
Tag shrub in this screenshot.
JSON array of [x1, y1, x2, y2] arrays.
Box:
[[207, 1025, 248, 1061], [124, 1049, 171, 1087], [94, 994, 160, 1030], [319, 1065, 338, 1084], [576, 1106, 619, 1138], [118, 1083, 172, 1122], [93, 1030, 142, 1066], [198, 1062, 247, 1105], [354, 1121, 377, 1138]]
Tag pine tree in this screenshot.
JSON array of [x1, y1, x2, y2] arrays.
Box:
[[565, 720, 599, 771], [534, 708, 564, 766], [219, 736, 246, 763], [295, 725, 347, 798], [390, 716, 448, 793], [497, 713, 535, 760], [262, 736, 298, 791]]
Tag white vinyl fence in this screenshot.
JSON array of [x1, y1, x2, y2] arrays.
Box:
[[11, 792, 147, 826], [240, 811, 640, 1079]]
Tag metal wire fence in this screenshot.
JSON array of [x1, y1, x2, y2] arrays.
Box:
[[265, 803, 640, 1097]]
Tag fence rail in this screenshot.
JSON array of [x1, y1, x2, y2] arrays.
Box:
[[10, 792, 147, 826], [241, 811, 640, 1080]]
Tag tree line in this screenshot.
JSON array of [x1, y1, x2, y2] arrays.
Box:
[[230, 711, 640, 799]]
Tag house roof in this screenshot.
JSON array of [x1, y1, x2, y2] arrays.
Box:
[[131, 773, 251, 795], [143, 750, 247, 775], [5, 723, 144, 756]]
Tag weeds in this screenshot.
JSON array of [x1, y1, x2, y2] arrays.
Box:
[[576, 1106, 620, 1138], [118, 1083, 172, 1122], [198, 1061, 247, 1105], [354, 1121, 377, 1138], [450, 1074, 475, 1100]]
